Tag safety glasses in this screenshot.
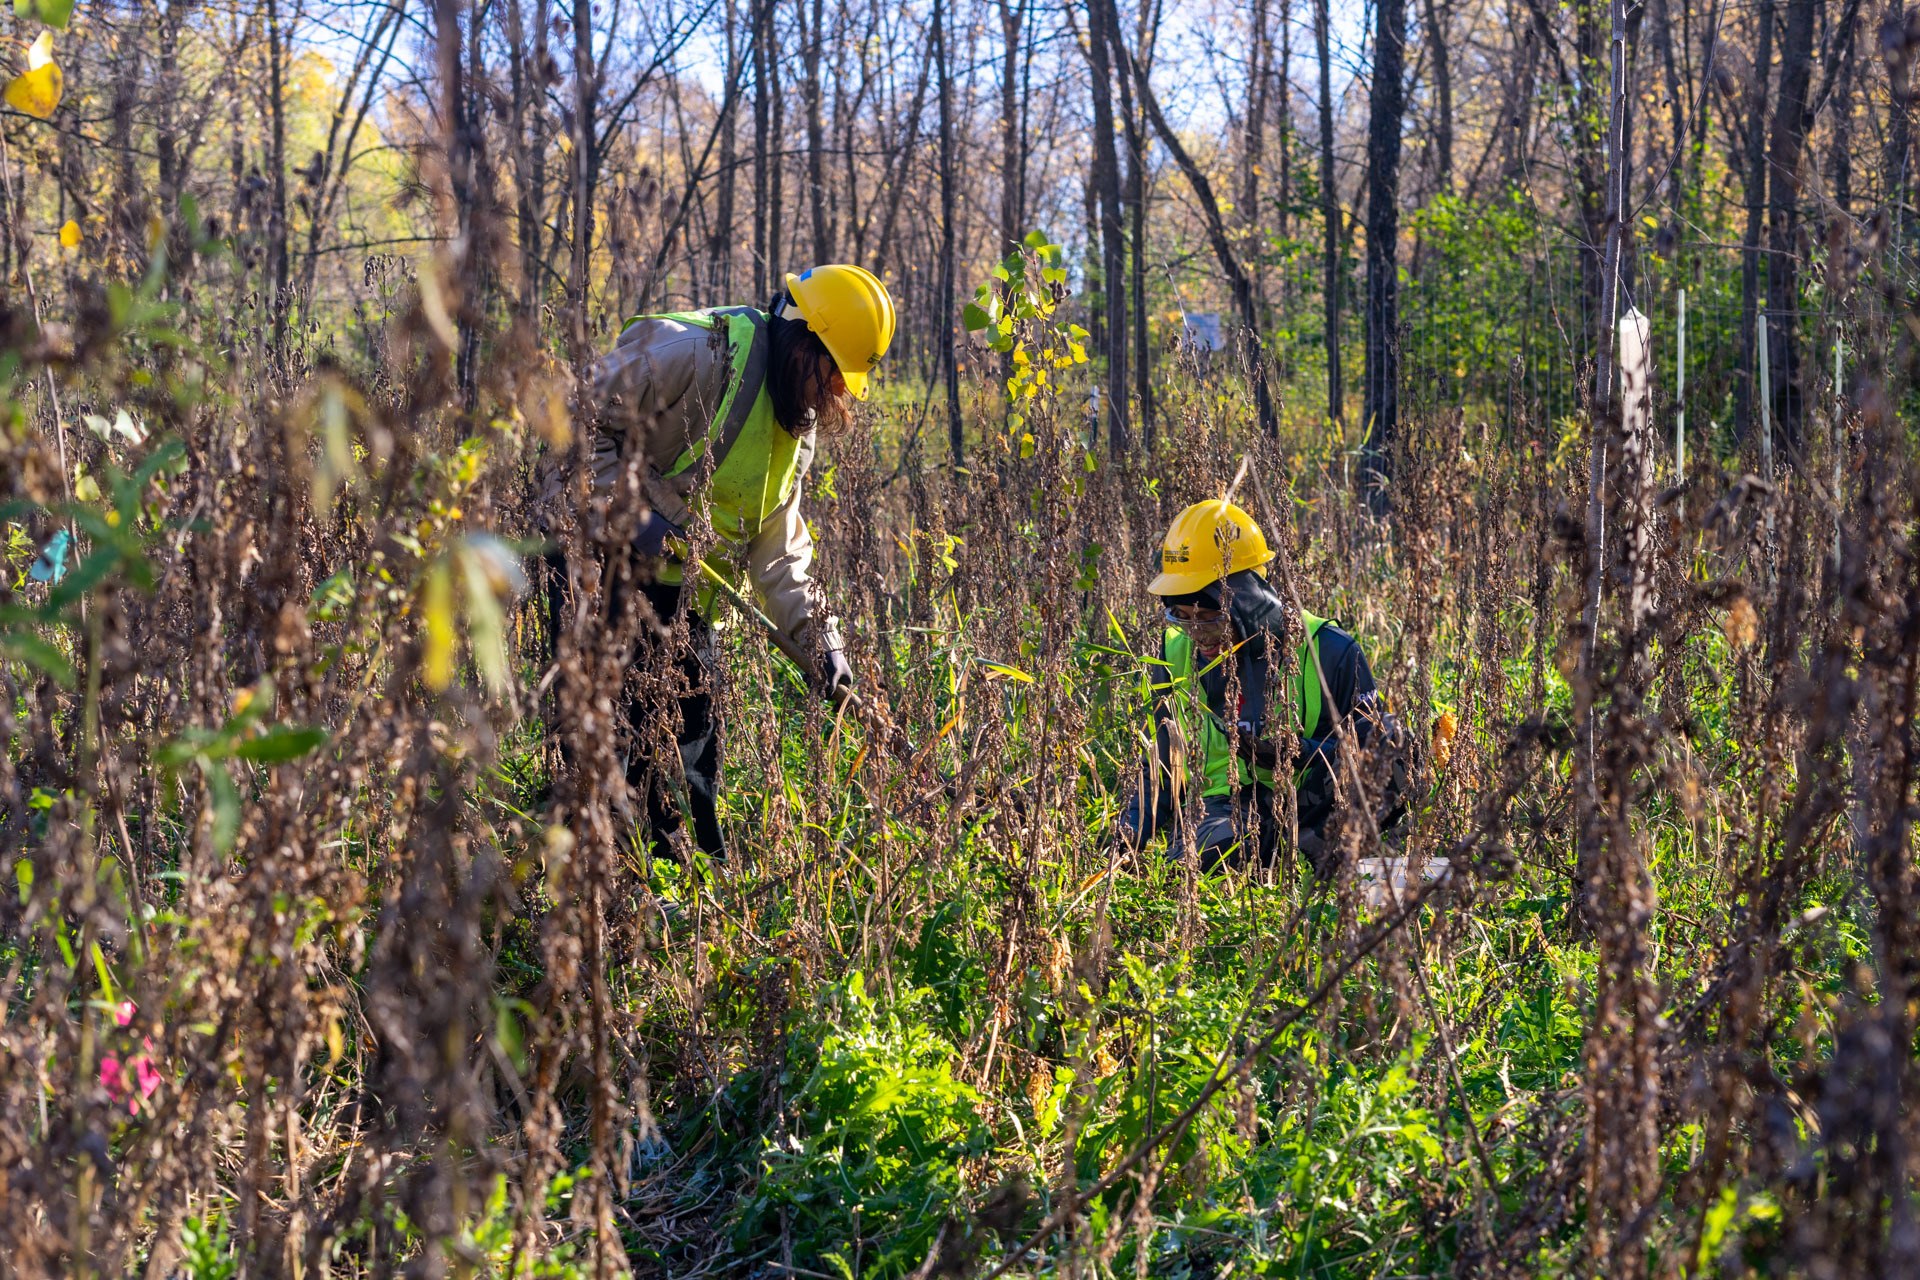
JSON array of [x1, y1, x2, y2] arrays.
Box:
[[1164, 604, 1231, 649]]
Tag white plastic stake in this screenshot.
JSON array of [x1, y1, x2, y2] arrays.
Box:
[[1675, 289, 1687, 475], [1618, 306, 1651, 443]]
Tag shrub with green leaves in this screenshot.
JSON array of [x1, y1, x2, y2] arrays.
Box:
[[733, 973, 990, 1278]]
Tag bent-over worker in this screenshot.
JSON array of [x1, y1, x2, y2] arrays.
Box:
[[567, 263, 896, 861]]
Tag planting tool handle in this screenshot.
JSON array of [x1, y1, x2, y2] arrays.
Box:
[[692, 557, 863, 714], [693, 558, 971, 815]]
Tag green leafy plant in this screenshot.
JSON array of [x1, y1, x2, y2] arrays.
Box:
[[960, 230, 1090, 440], [175, 1215, 236, 1280], [733, 973, 990, 1278], [154, 678, 328, 852]]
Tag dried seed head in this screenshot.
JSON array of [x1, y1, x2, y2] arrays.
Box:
[[1721, 596, 1759, 649]]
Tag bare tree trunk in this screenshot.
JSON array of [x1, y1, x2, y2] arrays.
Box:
[[1131, 164, 1153, 450], [753, 0, 772, 297], [753, 1, 785, 298], [1574, 0, 1606, 352], [829, 10, 858, 252], [1244, 0, 1271, 224], [1361, 0, 1407, 506], [457, 0, 498, 401], [1083, 171, 1104, 358], [229, 84, 246, 260], [997, 0, 1028, 252], [768, 37, 785, 290], [868, 57, 929, 274], [992, 0, 1028, 436], [708, 0, 743, 300], [1278, 0, 1292, 246], [1617, 11, 1638, 306], [934, 0, 963, 463], [265, 0, 290, 349], [530, 0, 556, 308], [801, 0, 831, 259], [568, 0, 599, 359], [1505, 0, 1539, 187], [1765, 0, 1819, 456], [1117, 32, 1277, 436], [108, 29, 140, 266], [1243, 0, 1276, 389], [1888, 5, 1917, 247], [505, 0, 537, 313], [1650, 0, 1685, 208], [1420, 0, 1453, 192], [1110, 0, 1154, 450], [1591, 0, 1633, 411], [1274, 0, 1292, 387], [1827, 0, 1859, 213], [1685, 0, 1724, 226], [155, 2, 181, 225], [1736, 0, 1773, 445], [1313, 0, 1344, 426], [1082, 0, 1131, 453]]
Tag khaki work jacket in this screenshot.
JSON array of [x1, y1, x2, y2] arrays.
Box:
[[578, 314, 838, 649]]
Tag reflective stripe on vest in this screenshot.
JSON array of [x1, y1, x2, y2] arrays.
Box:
[[1163, 610, 1332, 797], [1295, 609, 1331, 740]]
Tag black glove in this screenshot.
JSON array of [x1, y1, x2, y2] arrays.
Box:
[[816, 646, 855, 707], [632, 508, 685, 558], [1296, 743, 1339, 844], [1232, 721, 1281, 769]]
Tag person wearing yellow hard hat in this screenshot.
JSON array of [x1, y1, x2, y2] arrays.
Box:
[[556, 263, 896, 862], [1114, 497, 1414, 876]]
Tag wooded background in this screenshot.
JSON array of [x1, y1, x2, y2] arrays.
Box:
[[4, 0, 1904, 464], [5, 0, 1920, 1275]]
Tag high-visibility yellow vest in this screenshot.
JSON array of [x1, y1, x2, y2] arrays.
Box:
[[620, 307, 803, 589], [1162, 610, 1332, 797]]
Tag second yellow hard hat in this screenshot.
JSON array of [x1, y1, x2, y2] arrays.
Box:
[[1148, 499, 1274, 596]]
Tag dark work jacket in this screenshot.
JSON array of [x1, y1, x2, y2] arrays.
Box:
[[1119, 571, 1382, 849]]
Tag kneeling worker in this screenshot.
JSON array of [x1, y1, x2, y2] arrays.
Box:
[[1114, 498, 1409, 876]]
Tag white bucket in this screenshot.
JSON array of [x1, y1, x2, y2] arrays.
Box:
[[1354, 856, 1451, 912]]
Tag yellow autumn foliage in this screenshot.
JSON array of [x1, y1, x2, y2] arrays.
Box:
[[4, 32, 63, 119]]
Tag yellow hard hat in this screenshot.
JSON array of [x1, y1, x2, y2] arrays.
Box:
[[1148, 499, 1274, 596], [782, 263, 897, 399]]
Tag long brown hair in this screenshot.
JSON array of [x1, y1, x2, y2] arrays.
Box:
[[769, 312, 855, 437]]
